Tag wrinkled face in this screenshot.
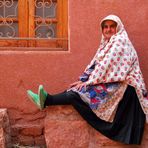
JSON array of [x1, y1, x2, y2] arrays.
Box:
[[102, 20, 117, 41]]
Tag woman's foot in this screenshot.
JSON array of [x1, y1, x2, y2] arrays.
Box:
[[38, 85, 47, 109], [27, 85, 47, 110], [27, 90, 42, 109]]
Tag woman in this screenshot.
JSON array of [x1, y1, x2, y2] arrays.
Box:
[[27, 15, 148, 145]]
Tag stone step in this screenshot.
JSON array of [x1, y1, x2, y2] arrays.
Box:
[[0, 108, 11, 148], [11, 124, 46, 147], [44, 105, 148, 148]]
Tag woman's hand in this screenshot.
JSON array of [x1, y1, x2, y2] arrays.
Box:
[[74, 82, 87, 91], [69, 81, 87, 91], [69, 81, 82, 88]]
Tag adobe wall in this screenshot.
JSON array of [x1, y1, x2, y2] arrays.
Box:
[[0, 0, 148, 146]]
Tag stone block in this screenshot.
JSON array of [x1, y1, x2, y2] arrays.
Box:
[[45, 120, 90, 148], [45, 106, 90, 147], [18, 135, 34, 146], [0, 128, 5, 148], [20, 125, 43, 136], [11, 124, 45, 146], [0, 108, 11, 148], [34, 135, 46, 146], [45, 105, 84, 121], [44, 106, 148, 148], [88, 128, 125, 148]]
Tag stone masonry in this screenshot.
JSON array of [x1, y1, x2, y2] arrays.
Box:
[[0, 109, 11, 148]]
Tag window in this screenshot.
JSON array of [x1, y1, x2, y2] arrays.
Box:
[[0, 0, 68, 50]]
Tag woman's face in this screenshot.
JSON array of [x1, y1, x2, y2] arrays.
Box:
[[102, 20, 117, 41]]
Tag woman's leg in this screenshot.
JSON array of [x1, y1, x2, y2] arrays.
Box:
[[27, 85, 79, 109], [44, 90, 78, 107]]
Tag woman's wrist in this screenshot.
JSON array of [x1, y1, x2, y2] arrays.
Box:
[[86, 80, 93, 86]]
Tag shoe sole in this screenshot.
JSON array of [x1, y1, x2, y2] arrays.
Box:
[[38, 85, 44, 110], [27, 91, 42, 110]]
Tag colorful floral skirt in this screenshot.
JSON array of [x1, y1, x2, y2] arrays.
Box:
[[71, 85, 145, 144]]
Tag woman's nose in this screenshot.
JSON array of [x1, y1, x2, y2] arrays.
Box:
[[106, 27, 111, 31], [106, 27, 110, 31]]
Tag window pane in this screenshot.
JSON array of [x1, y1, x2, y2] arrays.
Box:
[[0, 22, 18, 37], [0, 0, 18, 38], [35, 23, 56, 38], [0, 0, 18, 18], [35, 0, 57, 18], [34, 0, 57, 38]]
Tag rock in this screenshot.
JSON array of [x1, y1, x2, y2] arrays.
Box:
[[0, 128, 5, 148], [45, 120, 90, 148], [0, 109, 11, 148], [18, 135, 34, 146], [44, 106, 90, 148], [34, 135, 46, 146], [11, 124, 46, 147], [20, 125, 43, 136], [44, 106, 148, 148]]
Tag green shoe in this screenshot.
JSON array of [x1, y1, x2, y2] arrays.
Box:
[[38, 85, 47, 109], [27, 90, 42, 109]]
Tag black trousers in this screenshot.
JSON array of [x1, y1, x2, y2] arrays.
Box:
[[44, 90, 79, 107], [44, 86, 145, 145]]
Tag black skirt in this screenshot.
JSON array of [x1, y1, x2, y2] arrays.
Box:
[[71, 85, 146, 145]]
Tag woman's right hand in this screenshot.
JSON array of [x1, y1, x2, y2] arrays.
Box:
[[69, 81, 82, 88]]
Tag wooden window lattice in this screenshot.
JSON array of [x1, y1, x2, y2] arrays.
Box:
[[0, 0, 68, 50]]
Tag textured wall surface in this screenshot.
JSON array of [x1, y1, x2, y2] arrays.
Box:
[[0, 0, 148, 146]]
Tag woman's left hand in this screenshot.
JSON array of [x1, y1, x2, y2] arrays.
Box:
[[74, 82, 87, 91]]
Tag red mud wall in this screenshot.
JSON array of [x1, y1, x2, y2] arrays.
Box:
[[0, 0, 148, 146]]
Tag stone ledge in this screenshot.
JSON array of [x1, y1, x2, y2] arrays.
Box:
[[44, 105, 148, 148], [0, 108, 11, 148], [11, 124, 46, 146]]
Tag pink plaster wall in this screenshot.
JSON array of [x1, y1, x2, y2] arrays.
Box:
[[0, 0, 148, 145]]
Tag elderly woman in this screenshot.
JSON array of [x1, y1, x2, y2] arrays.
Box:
[[27, 15, 148, 145]]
